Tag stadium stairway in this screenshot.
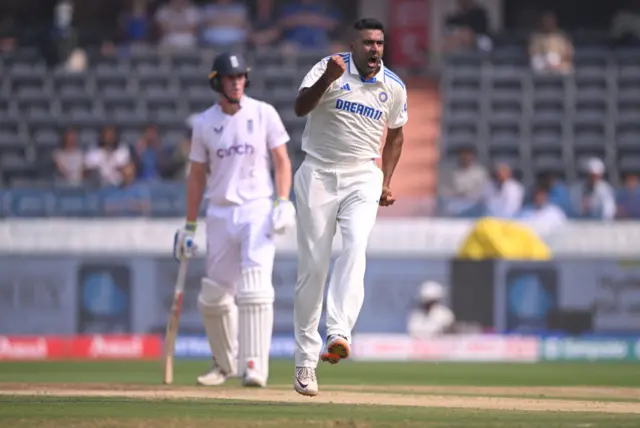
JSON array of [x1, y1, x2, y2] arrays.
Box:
[[379, 77, 440, 216]]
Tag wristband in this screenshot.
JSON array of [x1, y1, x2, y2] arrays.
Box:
[[185, 222, 197, 232]]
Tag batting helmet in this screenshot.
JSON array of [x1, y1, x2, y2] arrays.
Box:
[[208, 52, 251, 93]]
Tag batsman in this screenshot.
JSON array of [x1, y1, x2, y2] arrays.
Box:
[[173, 52, 296, 387]]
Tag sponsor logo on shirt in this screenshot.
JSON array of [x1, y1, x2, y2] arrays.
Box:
[[216, 143, 255, 159], [335, 98, 383, 121]]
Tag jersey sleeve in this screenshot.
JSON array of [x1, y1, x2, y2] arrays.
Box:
[[388, 86, 408, 129], [189, 116, 208, 163], [264, 104, 290, 149], [299, 58, 327, 92]]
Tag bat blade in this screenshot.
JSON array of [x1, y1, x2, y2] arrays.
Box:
[[163, 258, 189, 385]]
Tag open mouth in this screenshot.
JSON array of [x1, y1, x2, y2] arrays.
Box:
[[367, 56, 378, 68]]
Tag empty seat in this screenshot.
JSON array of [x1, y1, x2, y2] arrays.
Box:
[[532, 154, 566, 175], [487, 98, 521, 120], [616, 120, 640, 154], [533, 99, 564, 121], [445, 98, 479, 121], [573, 120, 606, 157], [53, 71, 90, 95], [488, 75, 522, 100], [60, 94, 94, 116], [103, 93, 139, 116], [617, 99, 640, 121], [531, 120, 562, 154], [619, 156, 640, 175], [532, 75, 566, 100], [618, 75, 640, 101], [575, 74, 607, 98], [448, 74, 481, 98], [574, 98, 607, 121]]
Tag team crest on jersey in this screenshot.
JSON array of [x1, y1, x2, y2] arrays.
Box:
[[247, 119, 253, 134], [378, 91, 388, 103]]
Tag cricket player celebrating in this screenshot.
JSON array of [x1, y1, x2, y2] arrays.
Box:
[[292, 18, 407, 396], [173, 52, 296, 388]]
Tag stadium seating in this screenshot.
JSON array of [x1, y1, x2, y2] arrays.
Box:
[[0, 46, 326, 217], [439, 41, 640, 192]]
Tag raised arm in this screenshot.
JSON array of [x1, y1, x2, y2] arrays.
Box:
[[294, 55, 345, 117]]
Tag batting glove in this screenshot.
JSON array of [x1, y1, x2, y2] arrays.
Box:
[[173, 222, 198, 261], [271, 198, 296, 234]]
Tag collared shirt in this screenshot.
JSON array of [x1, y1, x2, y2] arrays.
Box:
[[298, 52, 408, 164], [407, 304, 455, 338], [189, 96, 290, 207], [569, 180, 616, 220]]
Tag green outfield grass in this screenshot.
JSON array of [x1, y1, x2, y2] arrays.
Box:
[[1, 360, 639, 386], [1, 361, 639, 427]]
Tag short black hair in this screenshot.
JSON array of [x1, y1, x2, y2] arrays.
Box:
[[353, 18, 384, 33]]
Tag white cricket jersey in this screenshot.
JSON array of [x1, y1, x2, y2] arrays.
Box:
[[189, 96, 290, 207], [299, 52, 408, 163]]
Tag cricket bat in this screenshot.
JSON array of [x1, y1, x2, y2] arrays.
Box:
[[163, 257, 189, 385]]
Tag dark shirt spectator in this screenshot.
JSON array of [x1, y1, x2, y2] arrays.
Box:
[[133, 125, 168, 181], [617, 172, 640, 218], [251, 0, 281, 47], [443, 0, 492, 52], [611, 0, 640, 47], [279, 0, 340, 49]]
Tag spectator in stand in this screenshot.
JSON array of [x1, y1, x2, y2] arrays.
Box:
[[439, 146, 489, 216], [155, 0, 199, 49], [167, 134, 191, 180], [528, 11, 574, 74], [442, 0, 492, 52], [0, 4, 17, 53], [516, 184, 567, 240], [53, 128, 85, 186], [616, 172, 640, 219], [85, 126, 135, 188], [279, 0, 341, 51], [118, 0, 151, 47], [484, 161, 524, 218], [535, 171, 572, 216], [251, 0, 281, 48], [407, 281, 455, 338], [132, 125, 168, 181], [611, 0, 640, 47], [569, 158, 616, 220], [200, 0, 250, 49]]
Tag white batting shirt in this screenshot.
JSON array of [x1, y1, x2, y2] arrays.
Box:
[[299, 52, 408, 163], [189, 96, 290, 207]]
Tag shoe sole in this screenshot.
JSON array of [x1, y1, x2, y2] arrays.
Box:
[[320, 337, 350, 364], [294, 384, 318, 397]]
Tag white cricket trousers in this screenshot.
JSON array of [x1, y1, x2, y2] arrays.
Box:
[[293, 155, 383, 368], [205, 198, 275, 291]]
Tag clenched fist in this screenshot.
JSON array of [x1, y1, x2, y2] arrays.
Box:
[[379, 186, 396, 207], [323, 55, 346, 83]]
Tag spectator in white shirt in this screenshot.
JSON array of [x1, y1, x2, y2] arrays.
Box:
[[85, 126, 135, 188], [440, 146, 489, 216], [516, 184, 567, 239], [484, 161, 524, 218], [569, 157, 616, 220], [155, 0, 199, 49], [406, 281, 455, 338], [53, 127, 85, 186]]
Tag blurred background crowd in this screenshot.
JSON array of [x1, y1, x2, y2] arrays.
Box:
[[0, 0, 639, 225]]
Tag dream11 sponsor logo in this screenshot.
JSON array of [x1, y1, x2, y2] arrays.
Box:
[[216, 143, 255, 159]]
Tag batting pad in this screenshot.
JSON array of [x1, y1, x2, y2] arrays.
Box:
[[198, 278, 238, 376], [236, 267, 275, 381]]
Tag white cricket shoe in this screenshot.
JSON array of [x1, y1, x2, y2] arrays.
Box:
[[293, 367, 318, 397], [196, 361, 234, 386], [242, 360, 267, 387], [320, 335, 350, 365]]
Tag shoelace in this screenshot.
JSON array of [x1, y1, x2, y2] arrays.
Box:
[[296, 367, 316, 382]]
